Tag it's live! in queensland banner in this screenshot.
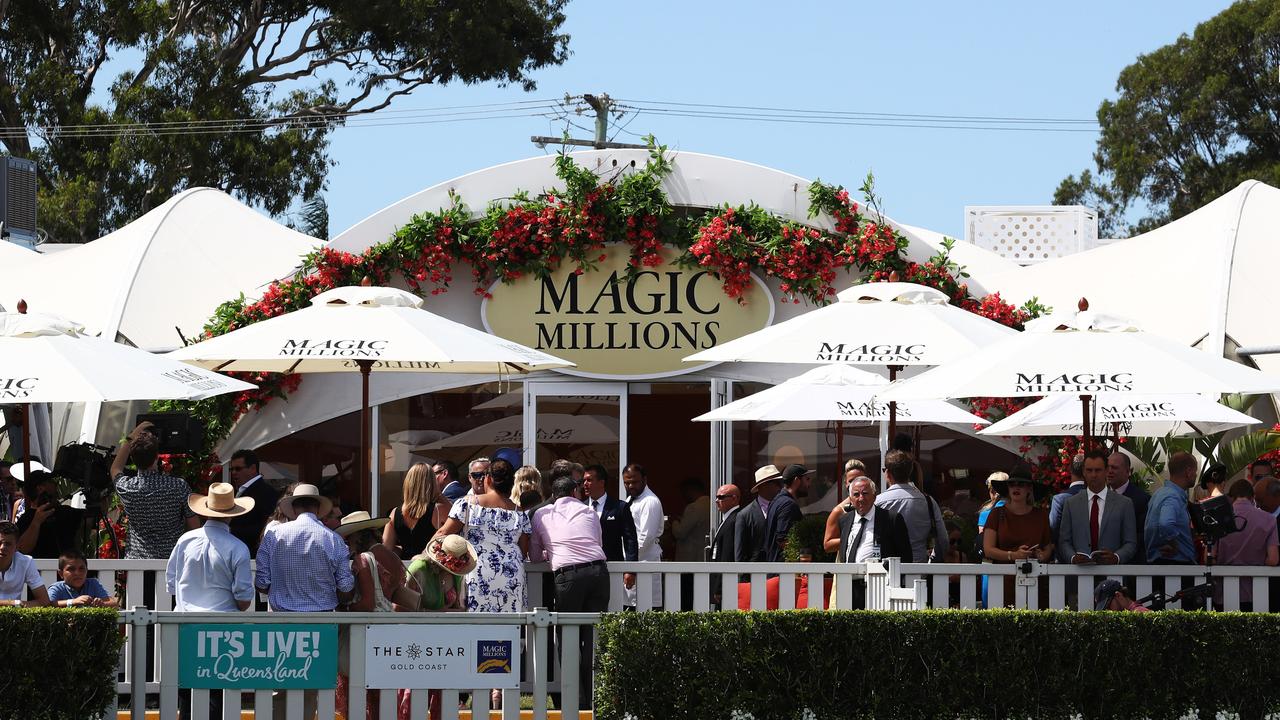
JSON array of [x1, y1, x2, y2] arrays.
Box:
[[178, 624, 338, 689]]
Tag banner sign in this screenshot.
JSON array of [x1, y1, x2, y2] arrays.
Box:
[[483, 244, 773, 379], [364, 625, 521, 690], [178, 624, 338, 689]]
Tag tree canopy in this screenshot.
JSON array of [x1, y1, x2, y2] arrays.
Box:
[[0, 0, 570, 242], [1054, 0, 1280, 235]]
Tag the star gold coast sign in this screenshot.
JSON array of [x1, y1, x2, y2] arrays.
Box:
[[482, 244, 773, 378]]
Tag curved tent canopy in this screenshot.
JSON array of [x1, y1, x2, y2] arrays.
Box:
[[0, 187, 320, 351]]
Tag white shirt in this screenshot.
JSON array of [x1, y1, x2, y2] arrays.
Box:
[[628, 486, 664, 562], [0, 552, 43, 600], [590, 493, 610, 518], [1113, 480, 1131, 497], [167, 519, 254, 612], [1086, 488, 1108, 530], [847, 510, 876, 562]]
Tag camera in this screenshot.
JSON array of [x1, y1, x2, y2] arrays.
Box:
[[1188, 494, 1239, 541], [54, 442, 115, 493]]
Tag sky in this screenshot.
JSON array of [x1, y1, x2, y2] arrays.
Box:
[[321, 1, 1236, 240]]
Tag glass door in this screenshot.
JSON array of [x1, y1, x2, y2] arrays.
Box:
[[523, 381, 627, 492]]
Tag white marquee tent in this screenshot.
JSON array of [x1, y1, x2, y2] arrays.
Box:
[[0, 187, 320, 447]]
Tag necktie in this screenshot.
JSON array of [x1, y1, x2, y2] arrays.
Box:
[[591, 499, 599, 512], [1089, 495, 1100, 551], [849, 517, 867, 562]]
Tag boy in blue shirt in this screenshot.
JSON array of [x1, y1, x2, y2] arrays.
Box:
[[48, 550, 117, 608]]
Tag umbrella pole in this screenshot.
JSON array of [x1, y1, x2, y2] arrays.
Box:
[[1080, 394, 1093, 452], [887, 364, 902, 444], [17, 299, 29, 480], [836, 420, 844, 501], [358, 359, 374, 512]]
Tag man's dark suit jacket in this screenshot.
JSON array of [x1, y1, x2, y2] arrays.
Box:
[[229, 477, 280, 558], [1049, 482, 1086, 543], [1121, 482, 1151, 563], [596, 496, 638, 562], [836, 506, 912, 564], [711, 506, 740, 561], [734, 493, 802, 563]]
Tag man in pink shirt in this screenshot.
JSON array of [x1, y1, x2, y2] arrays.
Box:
[[530, 475, 609, 708], [1216, 478, 1279, 610]]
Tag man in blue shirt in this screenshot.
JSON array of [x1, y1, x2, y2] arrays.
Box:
[[1145, 451, 1197, 564]]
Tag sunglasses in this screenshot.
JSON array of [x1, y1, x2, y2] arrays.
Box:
[[469, 471, 487, 480], [715, 494, 735, 500]]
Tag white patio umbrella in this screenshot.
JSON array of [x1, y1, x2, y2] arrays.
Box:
[[416, 413, 619, 453], [881, 300, 1280, 448], [979, 393, 1260, 438], [168, 285, 573, 493], [1, 307, 255, 479], [684, 280, 1017, 451]]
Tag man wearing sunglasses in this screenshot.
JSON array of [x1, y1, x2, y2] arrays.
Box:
[[710, 484, 741, 562], [466, 458, 491, 498]]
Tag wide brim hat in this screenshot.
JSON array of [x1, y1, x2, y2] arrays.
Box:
[[277, 483, 334, 520], [990, 475, 1053, 502], [335, 510, 390, 537], [188, 482, 255, 518], [10, 460, 51, 486], [424, 534, 478, 576], [751, 464, 785, 492]]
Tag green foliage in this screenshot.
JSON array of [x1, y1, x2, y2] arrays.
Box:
[[1059, 0, 1280, 230], [0, 0, 571, 242], [595, 609, 1280, 720], [0, 608, 123, 720], [781, 515, 834, 562]]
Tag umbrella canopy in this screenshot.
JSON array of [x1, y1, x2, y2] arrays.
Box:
[[684, 282, 1017, 367], [1, 311, 254, 403], [880, 308, 1280, 401], [168, 285, 573, 502], [692, 364, 988, 426], [978, 393, 1260, 438], [416, 413, 619, 452], [168, 286, 572, 373]]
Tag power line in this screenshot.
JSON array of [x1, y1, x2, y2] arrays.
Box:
[[614, 103, 1098, 133], [615, 98, 1097, 125]]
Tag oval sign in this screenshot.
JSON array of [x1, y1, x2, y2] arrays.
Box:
[[482, 244, 774, 379]]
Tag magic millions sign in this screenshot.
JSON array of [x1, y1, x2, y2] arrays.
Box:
[[483, 244, 773, 378]]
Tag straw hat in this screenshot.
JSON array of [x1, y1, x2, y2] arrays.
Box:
[[750, 464, 785, 492], [334, 510, 390, 537], [188, 482, 255, 518], [277, 483, 334, 520], [425, 534, 478, 576]]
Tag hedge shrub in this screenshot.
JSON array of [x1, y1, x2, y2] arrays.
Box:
[[0, 608, 123, 720], [595, 609, 1280, 720]]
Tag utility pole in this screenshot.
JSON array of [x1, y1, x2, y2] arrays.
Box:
[[531, 92, 650, 150]]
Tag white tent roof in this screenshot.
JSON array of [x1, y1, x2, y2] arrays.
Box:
[[0, 187, 320, 351]]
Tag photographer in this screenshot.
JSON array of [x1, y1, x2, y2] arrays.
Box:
[[110, 421, 198, 559], [15, 462, 83, 559]]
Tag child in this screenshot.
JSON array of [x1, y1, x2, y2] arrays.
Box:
[[47, 550, 117, 608]]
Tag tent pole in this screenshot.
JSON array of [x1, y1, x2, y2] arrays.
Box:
[[358, 359, 374, 511]]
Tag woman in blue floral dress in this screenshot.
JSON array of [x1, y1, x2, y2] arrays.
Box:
[[435, 457, 531, 613]]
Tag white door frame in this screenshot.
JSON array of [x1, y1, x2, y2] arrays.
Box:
[[523, 380, 629, 495]]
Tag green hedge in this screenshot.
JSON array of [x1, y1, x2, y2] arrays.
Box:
[[595, 609, 1280, 720], [0, 608, 123, 720]]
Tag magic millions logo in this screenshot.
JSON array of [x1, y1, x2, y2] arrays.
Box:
[[476, 640, 512, 674], [0, 377, 38, 399], [1101, 401, 1175, 420], [482, 244, 773, 378], [1013, 372, 1135, 393], [278, 339, 388, 357], [815, 343, 925, 363], [835, 400, 910, 419]]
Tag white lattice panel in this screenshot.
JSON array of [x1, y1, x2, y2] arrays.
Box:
[[965, 206, 1098, 265]]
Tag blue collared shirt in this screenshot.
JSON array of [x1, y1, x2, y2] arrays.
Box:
[[255, 512, 354, 611], [1145, 482, 1195, 563], [167, 519, 254, 612]]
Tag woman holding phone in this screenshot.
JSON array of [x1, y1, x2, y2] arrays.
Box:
[[982, 473, 1053, 605]]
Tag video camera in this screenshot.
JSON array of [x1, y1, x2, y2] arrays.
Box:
[[1188, 494, 1240, 542], [1137, 582, 1214, 611], [53, 442, 115, 493]]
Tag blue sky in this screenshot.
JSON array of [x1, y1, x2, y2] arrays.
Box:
[[322, 1, 1235, 240]]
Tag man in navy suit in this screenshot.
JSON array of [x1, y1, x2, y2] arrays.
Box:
[[710, 483, 742, 562], [1108, 450, 1150, 563], [226, 449, 280, 558], [836, 477, 911, 608], [1048, 454, 1087, 543], [735, 465, 801, 563], [582, 464, 638, 564]]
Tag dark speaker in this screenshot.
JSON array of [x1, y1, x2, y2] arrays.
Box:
[[136, 412, 206, 454], [0, 156, 37, 244]]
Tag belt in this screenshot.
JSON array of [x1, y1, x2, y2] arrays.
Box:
[[554, 559, 606, 576]]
